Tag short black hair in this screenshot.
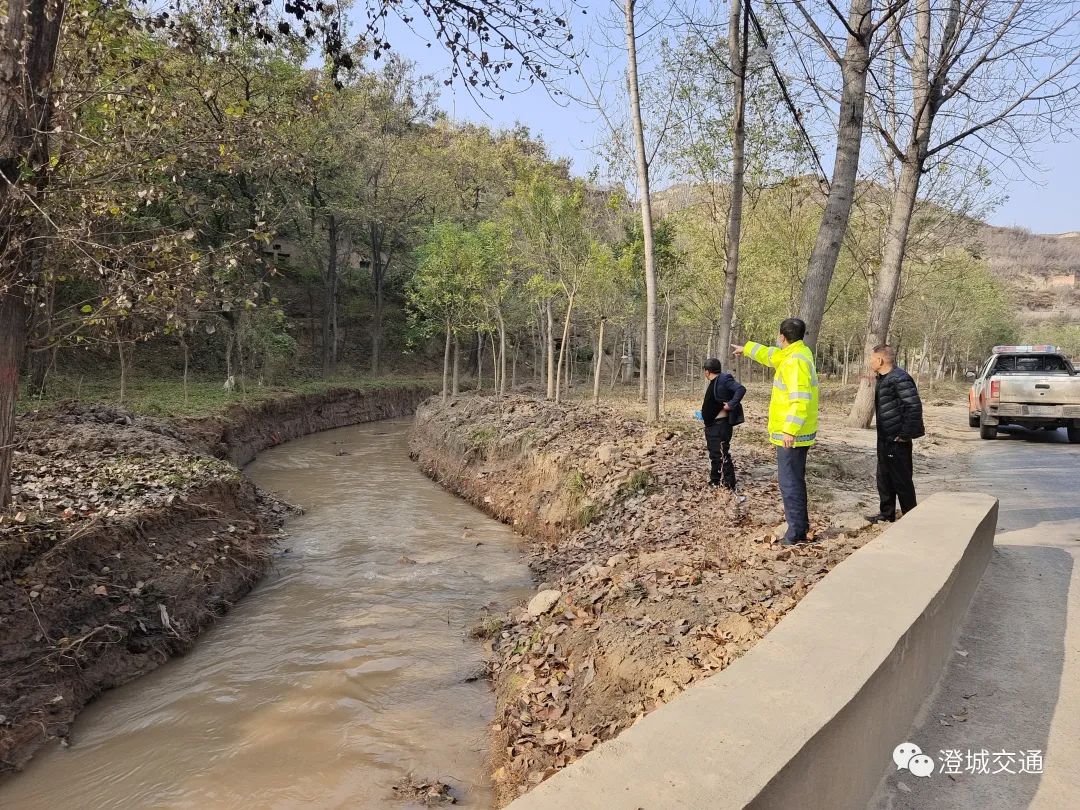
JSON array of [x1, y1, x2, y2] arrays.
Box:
[[873, 344, 897, 362], [780, 317, 806, 343], [703, 357, 723, 373]]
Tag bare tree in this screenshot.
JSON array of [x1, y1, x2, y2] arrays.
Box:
[[624, 0, 661, 422], [847, 0, 1080, 427], [783, 0, 902, 349], [719, 0, 750, 357], [570, 0, 693, 422]]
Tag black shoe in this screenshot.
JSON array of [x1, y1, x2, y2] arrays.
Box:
[[781, 536, 813, 546], [865, 513, 896, 525]]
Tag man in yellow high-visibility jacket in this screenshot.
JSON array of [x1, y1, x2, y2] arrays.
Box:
[[732, 317, 819, 545]]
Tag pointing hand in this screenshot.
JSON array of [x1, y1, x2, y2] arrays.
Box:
[[730, 343, 743, 358]]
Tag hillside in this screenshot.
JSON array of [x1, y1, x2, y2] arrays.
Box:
[[973, 224, 1080, 323]]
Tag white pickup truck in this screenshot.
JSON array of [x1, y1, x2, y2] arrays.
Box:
[[968, 345, 1080, 442]]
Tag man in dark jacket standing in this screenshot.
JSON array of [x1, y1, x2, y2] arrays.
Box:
[[869, 344, 924, 522], [701, 358, 746, 492]]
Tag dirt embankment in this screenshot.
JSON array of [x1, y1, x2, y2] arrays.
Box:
[[0, 384, 430, 776], [410, 395, 885, 805]]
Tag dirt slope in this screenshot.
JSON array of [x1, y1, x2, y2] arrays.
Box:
[[411, 394, 884, 804]]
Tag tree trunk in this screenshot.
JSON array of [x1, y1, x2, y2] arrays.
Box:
[[798, 0, 874, 350], [25, 273, 53, 396], [490, 331, 499, 395], [117, 332, 127, 404], [0, 291, 30, 508], [625, 0, 660, 422], [609, 329, 623, 391], [848, 0, 943, 427], [719, 0, 749, 356], [593, 319, 606, 407], [638, 325, 647, 402], [182, 338, 190, 406], [442, 324, 452, 403], [322, 214, 339, 377], [554, 294, 574, 404], [0, 0, 65, 507], [511, 345, 518, 390], [225, 329, 235, 383], [497, 312, 507, 397], [545, 300, 555, 400], [476, 331, 484, 392], [452, 335, 460, 396], [532, 317, 541, 383], [660, 298, 672, 414], [934, 341, 948, 381], [918, 333, 931, 380], [370, 225, 386, 376], [848, 156, 924, 428]]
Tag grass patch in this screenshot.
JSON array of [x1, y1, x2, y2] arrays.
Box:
[[577, 500, 602, 527], [16, 373, 438, 419], [565, 470, 587, 498], [469, 615, 505, 640], [807, 454, 853, 481], [616, 469, 658, 500], [466, 425, 498, 454]]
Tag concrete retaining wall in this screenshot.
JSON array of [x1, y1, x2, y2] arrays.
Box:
[[507, 491, 999, 810]]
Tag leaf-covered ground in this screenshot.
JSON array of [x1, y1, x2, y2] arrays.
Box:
[[411, 395, 888, 804], [0, 404, 282, 776]]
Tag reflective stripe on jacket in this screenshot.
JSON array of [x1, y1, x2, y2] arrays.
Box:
[[743, 339, 820, 447]]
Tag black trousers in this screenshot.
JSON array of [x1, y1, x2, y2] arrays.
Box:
[[877, 437, 917, 519], [704, 420, 736, 488]]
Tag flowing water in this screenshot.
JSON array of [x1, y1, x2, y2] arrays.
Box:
[[0, 419, 533, 809]]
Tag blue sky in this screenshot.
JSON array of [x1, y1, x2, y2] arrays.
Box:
[[374, 12, 1080, 235]]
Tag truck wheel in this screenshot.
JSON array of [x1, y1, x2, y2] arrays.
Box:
[[968, 413, 980, 428], [980, 424, 998, 440], [1068, 426, 1080, 444]]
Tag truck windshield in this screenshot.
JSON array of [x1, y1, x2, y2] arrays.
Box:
[[993, 355, 1073, 374]]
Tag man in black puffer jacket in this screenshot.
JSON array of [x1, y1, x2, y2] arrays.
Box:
[[701, 358, 746, 492], [868, 344, 925, 523]]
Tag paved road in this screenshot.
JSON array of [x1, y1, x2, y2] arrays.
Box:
[[872, 426, 1080, 809]]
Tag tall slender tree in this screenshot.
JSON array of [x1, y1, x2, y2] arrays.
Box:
[[847, 0, 1080, 427]]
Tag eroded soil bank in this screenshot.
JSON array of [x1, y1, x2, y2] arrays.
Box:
[[410, 395, 884, 805], [0, 385, 430, 776]]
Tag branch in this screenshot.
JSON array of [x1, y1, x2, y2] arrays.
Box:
[[748, 3, 831, 184], [790, 0, 842, 63], [927, 49, 1080, 158]]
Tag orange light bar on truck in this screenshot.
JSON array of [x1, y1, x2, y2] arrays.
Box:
[[991, 345, 1061, 354]]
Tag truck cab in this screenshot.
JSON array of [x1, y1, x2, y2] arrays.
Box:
[[969, 345, 1080, 442]]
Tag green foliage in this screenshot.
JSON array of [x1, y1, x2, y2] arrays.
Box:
[[1022, 320, 1080, 359], [409, 220, 510, 338]]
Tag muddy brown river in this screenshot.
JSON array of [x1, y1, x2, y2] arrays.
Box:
[[0, 419, 532, 809]]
